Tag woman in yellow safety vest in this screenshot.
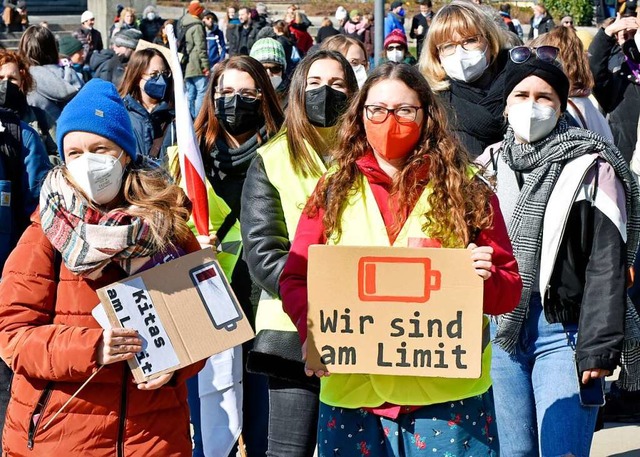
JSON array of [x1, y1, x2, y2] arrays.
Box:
[[280, 62, 522, 457], [240, 50, 358, 457]]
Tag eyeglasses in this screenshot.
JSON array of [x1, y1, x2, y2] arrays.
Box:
[[386, 44, 404, 52], [509, 46, 559, 64], [437, 35, 484, 57], [215, 87, 262, 102], [364, 105, 421, 124], [263, 64, 283, 75], [143, 69, 171, 80]]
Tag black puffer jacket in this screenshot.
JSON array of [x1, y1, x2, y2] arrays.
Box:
[[589, 28, 640, 163]]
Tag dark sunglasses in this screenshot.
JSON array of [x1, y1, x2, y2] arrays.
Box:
[[509, 46, 559, 64]]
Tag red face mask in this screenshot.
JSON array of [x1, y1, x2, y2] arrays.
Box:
[[364, 115, 421, 160]]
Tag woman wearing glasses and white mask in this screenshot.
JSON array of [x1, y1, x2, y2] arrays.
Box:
[[380, 29, 417, 66], [241, 50, 357, 457], [185, 55, 284, 457], [477, 47, 640, 456], [279, 62, 521, 457], [420, 0, 509, 158], [250, 38, 290, 107], [119, 48, 175, 166], [320, 35, 369, 88]]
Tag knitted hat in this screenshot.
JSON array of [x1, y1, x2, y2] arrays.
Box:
[[390, 1, 403, 10], [80, 10, 94, 24], [188, 0, 205, 17], [350, 9, 361, 18], [57, 79, 137, 162], [384, 29, 407, 49], [112, 28, 143, 50], [250, 38, 287, 70], [503, 58, 570, 112], [58, 35, 84, 57]]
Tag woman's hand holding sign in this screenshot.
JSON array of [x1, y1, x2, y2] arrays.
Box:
[[468, 243, 494, 280], [97, 328, 143, 365]]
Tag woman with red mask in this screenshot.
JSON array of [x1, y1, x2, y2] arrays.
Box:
[[279, 63, 522, 457]]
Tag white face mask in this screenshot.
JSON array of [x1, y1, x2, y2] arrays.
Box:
[[66, 151, 125, 205], [440, 46, 489, 83], [352, 64, 367, 88], [146, 12, 156, 21], [270, 75, 282, 90], [508, 100, 558, 143], [387, 49, 404, 63]]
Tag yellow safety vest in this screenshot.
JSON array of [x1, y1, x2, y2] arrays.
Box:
[[321, 175, 492, 408], [167, 146, 242, 279], [254, 134, 326, 333]]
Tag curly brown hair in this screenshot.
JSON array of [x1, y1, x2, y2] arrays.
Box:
[[0, 49, 33, 93], [309, 63, 494, 246]]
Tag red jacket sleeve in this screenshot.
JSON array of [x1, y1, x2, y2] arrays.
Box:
[[280, 206, 326, 343], [477, 195, 522, 315], [0, 224, 103, 381]]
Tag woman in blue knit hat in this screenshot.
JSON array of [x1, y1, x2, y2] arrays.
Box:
[[0, 78, 204, 456]]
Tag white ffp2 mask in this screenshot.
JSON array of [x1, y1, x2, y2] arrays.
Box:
[[508, 100, 558, 143], [440, 46, 488, 83], [66, 151, 125, 205], [352, 64, 368, 88]]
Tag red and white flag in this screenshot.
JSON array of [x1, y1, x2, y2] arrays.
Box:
[[166, 24, 209, 236]]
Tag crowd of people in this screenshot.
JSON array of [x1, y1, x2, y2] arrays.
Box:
[[0, 0, 639, 456]]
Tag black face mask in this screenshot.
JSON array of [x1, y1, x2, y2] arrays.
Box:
[[0, 80, 28, 117], [305, 85, 348, 128], [215, 94, 263, 136]]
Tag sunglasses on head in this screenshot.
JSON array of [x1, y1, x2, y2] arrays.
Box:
[[509, 46, 559, 64]]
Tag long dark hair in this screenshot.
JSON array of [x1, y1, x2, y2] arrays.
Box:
[[194, 56, 284, 155], [19, 25, 59, 66], [118, 48, 174, 104], [282, 50, 358, 178], [309, 63, 494, 245]]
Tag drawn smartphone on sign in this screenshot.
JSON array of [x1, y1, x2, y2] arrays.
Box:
[[190, 262, 243, 330], [357, 256, 441, 302]]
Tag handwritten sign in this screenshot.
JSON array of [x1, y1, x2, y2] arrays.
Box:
[[104, 277, 180, 377], [306, 246, 484, 378]]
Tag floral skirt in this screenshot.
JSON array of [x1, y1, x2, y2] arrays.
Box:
[[317, 389, 498, 457]]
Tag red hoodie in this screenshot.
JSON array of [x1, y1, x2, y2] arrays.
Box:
[[281, 151, 522, 343]]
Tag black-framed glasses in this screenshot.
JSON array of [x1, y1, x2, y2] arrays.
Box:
[[509, 46, 559, 64], [364, 105, 421, 124], [214, 87, 262, 102], [437, 35, 484, 57], [143, 69, 172, 80]]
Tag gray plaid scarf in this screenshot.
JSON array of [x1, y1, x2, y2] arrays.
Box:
[[494, 117, 640, 389]]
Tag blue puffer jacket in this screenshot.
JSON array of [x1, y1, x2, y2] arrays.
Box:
[[122, 95, 176, 166], [0, 121, 51, 274]]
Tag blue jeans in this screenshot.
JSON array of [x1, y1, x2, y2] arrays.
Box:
[[490, 293, 599, 457], [185, 75, 208, 119]]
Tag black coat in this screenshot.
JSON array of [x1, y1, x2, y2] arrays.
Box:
[[589, 28, 640, 163], [227, 22, 259, 56], [409, 12, 432, 59]]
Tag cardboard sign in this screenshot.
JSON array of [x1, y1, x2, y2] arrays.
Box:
[[96, 249, 254, 382], [306, 246, 484, 378]]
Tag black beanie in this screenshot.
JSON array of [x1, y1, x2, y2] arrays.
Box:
[[503, 58, 570, 112]]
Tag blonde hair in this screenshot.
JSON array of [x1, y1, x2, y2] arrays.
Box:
[[419, 0, 507, 91]]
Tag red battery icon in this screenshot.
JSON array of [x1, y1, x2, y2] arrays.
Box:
[[357, 256, 441, 302]]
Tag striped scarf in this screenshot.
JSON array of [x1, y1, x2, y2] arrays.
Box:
[[495, 117, 640, 389], [39, 168, 157, 279]]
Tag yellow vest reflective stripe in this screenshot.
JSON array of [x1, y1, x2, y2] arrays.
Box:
[[166, 146, 241, 279], [321, 175, 492, 408], [255, 135, 326, 332]]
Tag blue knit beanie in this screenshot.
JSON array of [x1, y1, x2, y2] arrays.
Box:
[[56, 79, 137, 162]]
